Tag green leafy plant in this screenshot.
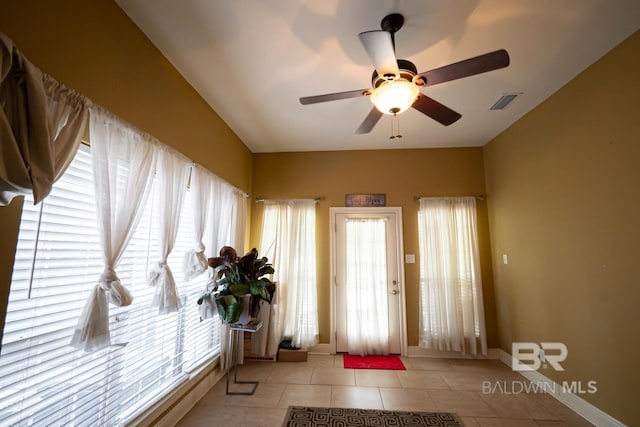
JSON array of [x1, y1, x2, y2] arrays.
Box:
[[197, 246, 276, 324]]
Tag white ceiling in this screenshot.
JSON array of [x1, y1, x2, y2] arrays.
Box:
[[116, 0, 639, 153]]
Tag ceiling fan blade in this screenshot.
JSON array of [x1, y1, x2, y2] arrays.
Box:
[[300, 89, 369, 105], [358, 30, 400, 79], [356, 107, 384, 134], [412, 93, 461, 126], [418, 49, 510, 87]]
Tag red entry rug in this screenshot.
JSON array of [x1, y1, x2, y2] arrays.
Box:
[[343, 354, 406, 370]]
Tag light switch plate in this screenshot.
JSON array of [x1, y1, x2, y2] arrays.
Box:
[[405, 254, 415, 264]]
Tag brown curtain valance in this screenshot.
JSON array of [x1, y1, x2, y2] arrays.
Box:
[[0, 33, 90, 205]]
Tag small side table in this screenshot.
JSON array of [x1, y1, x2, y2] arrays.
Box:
[[226, 320, 263, 395]]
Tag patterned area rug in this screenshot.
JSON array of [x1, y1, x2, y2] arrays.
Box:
[[282, 406, 463, 426]]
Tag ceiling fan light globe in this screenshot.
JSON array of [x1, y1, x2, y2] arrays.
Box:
[[370, 79, 419, 115]]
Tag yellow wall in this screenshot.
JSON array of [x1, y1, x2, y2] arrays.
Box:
[[3, 0, 635, 422], [483, 30, 640, 424], [0, 0, 252, 343], [250, 149, 497, 347]]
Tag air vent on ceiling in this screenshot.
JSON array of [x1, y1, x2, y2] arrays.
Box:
[[490, 93, 522, 110]]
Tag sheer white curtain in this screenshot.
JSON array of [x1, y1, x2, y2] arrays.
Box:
[[229, 188, 247, 250], [255, 202, 287, 356], [183, 165, 212, 281], [223, 188, 247, 368], [417, 197, 486, 356], [195, 174, 233, 321], [70, 106, 157, 351], [257, 199, 318, 355], [199, 178, 247, 369], [345, 218, 390, 356], [209, 177, 236, 250], [0, 33, 89, 205], [147, 148, 191, 314]]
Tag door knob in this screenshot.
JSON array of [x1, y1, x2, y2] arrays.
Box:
[[391, 290, 399, 295]]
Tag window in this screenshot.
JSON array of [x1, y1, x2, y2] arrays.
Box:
[[417, 197, 487, 356], [0, 147, 221, 426], [259, 200, 319, 351]]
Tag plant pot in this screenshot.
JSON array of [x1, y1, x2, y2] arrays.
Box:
[[235, 294, 252, 325], [214, 293, 254, 325]]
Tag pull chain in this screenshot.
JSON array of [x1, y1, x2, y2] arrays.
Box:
[[389, 113, 403, 140]]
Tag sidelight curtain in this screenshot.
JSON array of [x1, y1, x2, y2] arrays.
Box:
[[417, 197, 486, 356], [70, 106, 157, 351], [147, 148, 191, 314], [256, 199, 319, 355], [345, 218, 390, 356], [0, 33, 90, 205]]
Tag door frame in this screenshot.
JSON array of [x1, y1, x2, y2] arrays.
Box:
[[329, 206, 408, 356]]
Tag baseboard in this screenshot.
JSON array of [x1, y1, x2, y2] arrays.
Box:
[[407, 346, 501, 359], [310, 345, 502, 359], [495, 349, 625, 427], [308, 343, 332, 354]]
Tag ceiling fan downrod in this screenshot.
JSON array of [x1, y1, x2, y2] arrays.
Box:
[[380, 13, 404, 52]]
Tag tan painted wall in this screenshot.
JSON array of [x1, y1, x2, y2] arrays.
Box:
[[250, 148, 497, 347], [483, 30, 640, 424], [0, 0, 252, 344]]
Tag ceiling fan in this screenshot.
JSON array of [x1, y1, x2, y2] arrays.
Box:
[[299, 13, 510, 134]]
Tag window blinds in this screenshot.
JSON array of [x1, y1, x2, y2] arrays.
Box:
[[0, 147, 221, 426]]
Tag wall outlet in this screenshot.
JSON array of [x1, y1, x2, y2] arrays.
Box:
[[405, 254, 415, 264]]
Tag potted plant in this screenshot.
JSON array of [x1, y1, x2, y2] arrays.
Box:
[[197, 246, 276, 324]]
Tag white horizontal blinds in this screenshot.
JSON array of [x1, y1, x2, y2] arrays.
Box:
[[107, 184, 182, 421], [182, 169, 229, 370], [163, 175, 220, 371], [0, 147, 222, 425], [0, 148, 113, 426], [111, 184, 219, 410]]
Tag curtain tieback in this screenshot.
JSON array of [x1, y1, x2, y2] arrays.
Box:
[[147, 260, 169, 287], [183, 248, 207, 282], [97, 267, 133, 307], [98, 267, 119, 287]]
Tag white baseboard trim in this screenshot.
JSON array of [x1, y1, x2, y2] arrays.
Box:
[[495, 349, 625, 427], [407, 346, 502, 359], [308, 343, 333, 354]]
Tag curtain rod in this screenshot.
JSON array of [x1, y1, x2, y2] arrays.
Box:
[[255, 197, 321, 203], [189, 163, 248, 198], [414, 195, 485, 202]]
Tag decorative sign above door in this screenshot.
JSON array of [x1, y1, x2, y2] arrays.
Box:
[[345, 194, 386, 207]]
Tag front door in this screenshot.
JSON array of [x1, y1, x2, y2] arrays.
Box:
[[332, 207, 405, 355]]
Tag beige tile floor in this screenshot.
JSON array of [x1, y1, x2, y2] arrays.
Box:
[[177, 355, 592, 426]]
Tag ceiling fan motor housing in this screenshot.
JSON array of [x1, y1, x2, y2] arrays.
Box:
[[371, 59, 419, 88]]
